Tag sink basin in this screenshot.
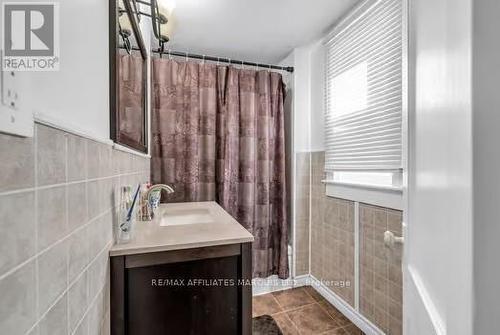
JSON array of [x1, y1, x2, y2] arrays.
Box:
[[159, 208, 214, 226]]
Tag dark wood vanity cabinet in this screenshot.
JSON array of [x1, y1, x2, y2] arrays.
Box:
[[110, 243, 252, 335]]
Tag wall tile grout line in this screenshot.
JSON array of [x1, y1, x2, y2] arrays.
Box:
[[0, 170, 150, 198], [302, 151, 402, 334], [0, 123, 151, 335], [0, 204, 118, 282], [23, 241, 113, 335]]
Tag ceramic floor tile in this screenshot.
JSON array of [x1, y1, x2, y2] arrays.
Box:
[[272, 312, 300, 335], [253, 287, 365, 335], [253, 293, 282, 317], [286, 303, 340, 334], [342, 324, 365, 335], [321, 327, 350, 335], [303, 286, 327, 303], [272, 287, 315, 311], [318, 302, 353, 327]]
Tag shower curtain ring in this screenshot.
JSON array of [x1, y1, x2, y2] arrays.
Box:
[[202, 54, 205, 64], [168, 49, 172, 60], [185, 52, 189, 62], [217, 57, 220, 66]]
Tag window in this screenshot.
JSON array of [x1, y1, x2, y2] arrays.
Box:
[[331, 62, 368, 118], [324, 0, 403, 189]]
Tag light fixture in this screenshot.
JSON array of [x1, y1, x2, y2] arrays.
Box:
[[158, 0, 176, 17], [131, 0, 176, 48], [157, 0, 176, 42], [118, 0, 133, 54]]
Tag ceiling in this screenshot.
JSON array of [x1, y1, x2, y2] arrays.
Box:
[[162, 0, 361, 63]]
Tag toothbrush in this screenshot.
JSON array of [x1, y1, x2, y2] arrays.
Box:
[[120, 184, 141, 230]]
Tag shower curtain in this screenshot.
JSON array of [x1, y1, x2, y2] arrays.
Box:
[[151, 58, 288, 279]]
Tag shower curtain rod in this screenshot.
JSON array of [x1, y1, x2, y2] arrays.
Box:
[[121, 46, 294, 72]]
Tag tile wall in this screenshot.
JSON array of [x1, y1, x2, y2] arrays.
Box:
[[360, 204, 403, 335], [0, 123, 150, 335], [307, 151, 403, 335], [310, 152, 355, 306]]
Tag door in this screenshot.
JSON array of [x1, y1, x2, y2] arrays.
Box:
[[404, 0, 473, 334]]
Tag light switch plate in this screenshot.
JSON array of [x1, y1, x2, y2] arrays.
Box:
[[0, 63, 34, 137]]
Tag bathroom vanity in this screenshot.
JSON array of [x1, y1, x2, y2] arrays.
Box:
[[109, 202, 254, 335]]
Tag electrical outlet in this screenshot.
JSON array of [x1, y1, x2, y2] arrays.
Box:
[[2, 71, 19, 110], [0, 65, 34, 137]]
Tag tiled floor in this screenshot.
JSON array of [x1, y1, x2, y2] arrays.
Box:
[[253, 286, 365, 335]]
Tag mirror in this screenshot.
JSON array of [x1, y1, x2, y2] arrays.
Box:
[[110, 0, 148, 153]]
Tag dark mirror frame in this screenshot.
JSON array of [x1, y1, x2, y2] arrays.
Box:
[[109, 0, 149, 153]]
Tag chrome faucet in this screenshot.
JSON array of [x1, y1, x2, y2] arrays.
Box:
[[144, 184, 175, 220]]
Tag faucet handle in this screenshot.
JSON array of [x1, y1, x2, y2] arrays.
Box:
[[146, 184, 175, 215]]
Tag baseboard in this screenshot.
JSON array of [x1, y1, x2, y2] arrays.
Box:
[[407, 266, 446, 335], [252, 274, 310, 296], [310, 275, 385, 335]]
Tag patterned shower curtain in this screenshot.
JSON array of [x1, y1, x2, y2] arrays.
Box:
[[151, 58, 288, 279]]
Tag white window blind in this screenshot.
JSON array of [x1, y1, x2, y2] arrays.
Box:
[[324, 0, 403, 171]]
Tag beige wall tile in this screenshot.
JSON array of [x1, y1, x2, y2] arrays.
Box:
[[68, 182, 88, 232], [37, 240, 68, 314], [0, 133, 34, 192], [67, 134, 87, 182], [87, 180, 101, 220], [88, 251, 109, 302], [0, 260, 37, 335], [26, 325, 38, 335], [69, 271, 88, 333], [111, 149, 123, 176], [87, 141, 112, 179], [0, 191, 36, 275], [0, 124, 150, 335], [304, 151, 403, 333], [88, 213, 112, 262], [101, 178, 116, 213], [38, 293, 67, 335], [360, 203, 403, 334], [36, 124, 67, 186], [68, 226, 89, 283], [312, 194, 355, 307], [88, 289, 106, 335], [37, 186, 68, 251], [73, 314, 88, 335]]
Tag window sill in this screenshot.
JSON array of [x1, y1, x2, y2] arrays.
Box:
[[322, 180, 402, 193], [322, 180, 403, 210]]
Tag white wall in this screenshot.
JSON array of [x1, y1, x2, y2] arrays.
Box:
[[406, 0, 473, 334], [309, 40, 325, 152], [290, 46, 311, 152], [6, 0, 111, 141], [281, 39, 325, 153], [3, 0, 154, 144]]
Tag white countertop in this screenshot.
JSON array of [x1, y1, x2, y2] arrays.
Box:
[[109, 201, 254, 257]]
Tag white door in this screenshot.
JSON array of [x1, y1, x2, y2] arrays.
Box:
[[404, 0, 473, 334]]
